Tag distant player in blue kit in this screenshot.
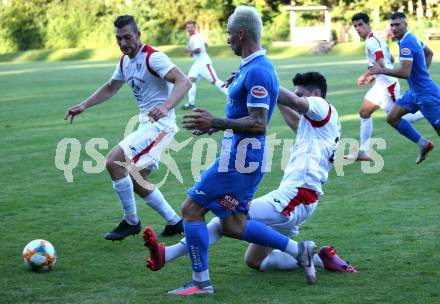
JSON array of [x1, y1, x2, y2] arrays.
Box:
[[369, 12, 440, 164], [143, 6, 318, 295]]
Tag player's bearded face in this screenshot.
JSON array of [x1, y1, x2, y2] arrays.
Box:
[[115, 26, 141, 57]]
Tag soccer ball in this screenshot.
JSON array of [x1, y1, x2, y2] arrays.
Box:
[[22, 239, 56, 272]]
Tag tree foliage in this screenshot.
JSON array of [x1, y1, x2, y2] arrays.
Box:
[[0, 0, 438, 53]]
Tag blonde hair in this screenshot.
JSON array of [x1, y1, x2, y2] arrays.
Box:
[[228, 6, 263, 43]]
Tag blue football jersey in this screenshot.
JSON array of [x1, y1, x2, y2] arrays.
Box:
[[398, 32, 438, 95], [221, 50, 279, 173]]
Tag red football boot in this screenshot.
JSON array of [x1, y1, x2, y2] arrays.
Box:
[[143, 226, 165, 271], [318, 246, 357, 272], [416, 140, 434, 164]]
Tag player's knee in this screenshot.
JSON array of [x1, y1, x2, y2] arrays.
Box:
[[220, 222, 242, 239], [181, 200, 205, 222], [244, 250, 262, 270], [359, 110, 371, 119], [386, 114, 398, 126], [181, 203, 192, 220], [244, 255, 261, 270], [105, 154, 118, 171]]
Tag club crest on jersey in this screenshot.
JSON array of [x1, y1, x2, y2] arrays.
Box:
[[401, 48, 411, 56], [219, 194, 240, 210], [251, 86, 268, 98]]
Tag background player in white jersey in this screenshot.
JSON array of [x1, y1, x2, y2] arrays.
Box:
[[182, 20, 227, 109], [349, 13, 423, 161], [144, 72, 356, 275], [64, 15, 192, 240]]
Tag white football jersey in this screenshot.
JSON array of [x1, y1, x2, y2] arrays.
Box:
[[365, 32, 397, 87], [280, 97, 341, 196], [111, 44, 176, 122], [188, 32, 212, 64]]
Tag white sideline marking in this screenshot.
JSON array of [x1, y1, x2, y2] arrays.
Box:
[[0, 63, 115, 76]]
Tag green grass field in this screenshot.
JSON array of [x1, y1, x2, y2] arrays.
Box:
[[0, 53, 439, 304]]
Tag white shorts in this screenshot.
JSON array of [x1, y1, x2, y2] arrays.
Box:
[[248, 187, 318, 237], [364, 81, 400, 112], [188, 61, 219, 83], [118, 117, 177, 171]]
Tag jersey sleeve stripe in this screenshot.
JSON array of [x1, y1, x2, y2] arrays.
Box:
[[143, 45, 160, 78], [374, 51, 384, 61], [247, 102, 269, 109], [119, 55, 125, 75], [304, 104, 332, 128]]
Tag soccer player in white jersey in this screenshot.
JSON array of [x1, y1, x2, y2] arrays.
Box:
[[144, 72, 356, 278], [348, 13, 423, 161], [182, 20, 227, 109], [64, 15, 192, 240]]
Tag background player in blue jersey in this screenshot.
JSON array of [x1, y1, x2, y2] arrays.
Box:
[[369, 12, 440, 164], [143, 6, 318, 295]]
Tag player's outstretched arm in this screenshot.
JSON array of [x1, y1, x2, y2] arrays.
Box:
[[277, 104, 300, 133], [64, 79, 124, 124], [149, 67, 192, 121], [368, 60, 412, 79], [182, 107, 267, 135], [277, 87, 309, 114], [423, 44, 433, 69]]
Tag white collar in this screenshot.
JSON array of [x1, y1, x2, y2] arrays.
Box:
[[241, 49, 266, 66]]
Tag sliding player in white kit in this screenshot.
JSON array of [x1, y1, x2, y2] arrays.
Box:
[[65, 15, 192, 240], [348, 13, 423, 161], [182, 20, 228, 109], [144, 72, 357, 274]]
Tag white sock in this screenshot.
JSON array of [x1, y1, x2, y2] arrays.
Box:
[[188, 83, 196, 105], [313, 254, 324, 268], [165, 217, 223, 262], [284, 239, 299, 257], [165, 241, 187, 262], [193, 269, 210, 283], [143, 188, 180, 225], [214, 80, 228, 95], [403, 111, 424, 123], [260, 250, 298, 271], [417, 136, 428, 149], [360, 117, 373, 153], [112, 176, 138, 225]]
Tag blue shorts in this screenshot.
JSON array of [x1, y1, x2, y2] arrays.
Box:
[[397, 90, 440, 128], [188, 158, 264, 219]]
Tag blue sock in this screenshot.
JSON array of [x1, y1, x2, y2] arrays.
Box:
[[184, 221, 209, 272], [240, 220, 289, 251], [394, 119, 421, 143]]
